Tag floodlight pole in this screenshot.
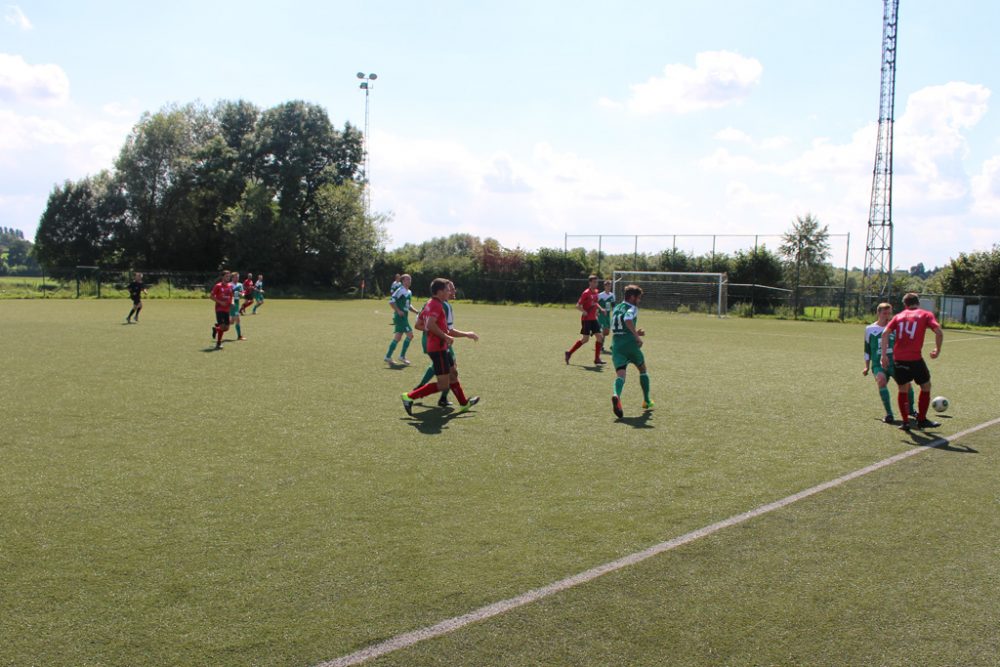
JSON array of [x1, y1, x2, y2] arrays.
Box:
[[356, 72, 378, 217]]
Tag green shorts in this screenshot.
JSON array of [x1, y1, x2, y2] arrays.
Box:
[[254, 293, 264, 303], [393, 316, 412, 334], [229, 303, 240, 318], [872, 359, 895, 379], [597, 313, 611, 330], [611, 340, 644, 369]]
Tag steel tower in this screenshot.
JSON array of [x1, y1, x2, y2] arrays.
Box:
[[862, 0, 900, 303]]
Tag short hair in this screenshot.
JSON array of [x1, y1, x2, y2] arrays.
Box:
[[588, 275, 598, 281], [902, 292, 920, 307], [430, 277, 450, 295], [876, 302, 892, 312], [623, 284, 643, 300]]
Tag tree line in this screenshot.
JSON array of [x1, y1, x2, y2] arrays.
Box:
[[33, 100, 386, 286]]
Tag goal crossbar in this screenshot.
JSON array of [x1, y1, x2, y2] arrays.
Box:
[[612, 271, 728, 318]]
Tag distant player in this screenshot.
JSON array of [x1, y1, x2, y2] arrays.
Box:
[[610, 284, 653, 418], [239, 272, 255, 315], [862, 302, 913, 424], [385, 273, 419, 365], [597, 279, 615, 353], [251, 274, 264, 314], [565, 275, 605, 365], [210, 270, 234, 350], [229, 273, 246, 340], [390, 273, 402, 295], [401, 277, 479, 415], [881, 292, 944, 431], [125, 272, 147, 323]]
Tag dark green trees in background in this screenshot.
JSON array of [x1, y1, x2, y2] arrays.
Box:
[[35, 99, 384, 286]]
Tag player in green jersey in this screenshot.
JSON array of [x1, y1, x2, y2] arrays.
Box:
[[610, 284, 653, 418], [385, 274, 419, 365], [864, 302, 915, 424], [597, 280, 615, 355]]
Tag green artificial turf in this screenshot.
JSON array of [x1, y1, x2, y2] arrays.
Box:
[[0, 299, 997, 666]]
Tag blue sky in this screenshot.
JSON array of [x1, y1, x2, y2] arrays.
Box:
[[3, 0, 999, 270]]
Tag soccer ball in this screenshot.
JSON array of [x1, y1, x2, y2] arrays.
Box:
[[931, 396, 949, 413]]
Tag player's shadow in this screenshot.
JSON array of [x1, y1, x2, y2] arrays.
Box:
[[903, 429, 977, 453], [616, 411, 654, 429], [404, 408, 467, 435], [382, 365, 409, 371], [579, 364, 608, 373]]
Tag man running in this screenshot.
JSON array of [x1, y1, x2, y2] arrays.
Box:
[[385, 273, 419, 365], [863, 302, 913, 424], [125, 272, 147, 323], [610, 284, 653, 418], [565, 275, 606, 366], [881, 292, 944, 431], [210, 270, 234, 350], [597, 279, 615, 354]]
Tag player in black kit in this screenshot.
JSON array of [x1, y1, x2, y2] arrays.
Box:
[[126, 272, 147, 323]]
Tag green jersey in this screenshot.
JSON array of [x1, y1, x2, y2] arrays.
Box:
[[611, 300, 644, 368], [864, 322, 894, 362], [390, 286, 412, 319], [597, 290, 615, 326]]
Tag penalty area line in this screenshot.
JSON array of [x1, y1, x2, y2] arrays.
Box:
[[317, 416, 1000, 667]]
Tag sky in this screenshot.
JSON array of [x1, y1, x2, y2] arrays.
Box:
[[2, 0, 999, 271]]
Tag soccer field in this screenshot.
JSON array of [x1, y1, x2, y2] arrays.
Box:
[[1, 299, 998, 666]]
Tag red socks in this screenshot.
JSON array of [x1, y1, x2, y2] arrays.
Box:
[[409, 383, 441, 399], [594, 341, 601, 361], [568, 340, 583, 356], [897, 392, 910, 421], [917, 391, 930, 420], [450, 382, 467, 405]]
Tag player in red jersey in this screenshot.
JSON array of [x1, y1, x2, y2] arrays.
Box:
[[564, 275, 606, 365], [239, 272, 255, 315], [401, 277, 480, 416], [880, 292, 944, 431], [210, 270, 235, 350]]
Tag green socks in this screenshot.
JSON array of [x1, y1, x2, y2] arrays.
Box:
[[614, 376, 625, 397], [879, 386, 893, 417], [639, 373, 650, 402]]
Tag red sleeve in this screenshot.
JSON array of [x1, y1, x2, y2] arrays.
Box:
[[925, 311, 940, 330]]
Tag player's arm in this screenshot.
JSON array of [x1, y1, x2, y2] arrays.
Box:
[[930, 324, 943, 359], [624, 318, 643, 347], [449, 327, 479, 342], [863, 334, 871, 375], [879, 327, 892, 368], [388, 296, 403, 316], [408, 304, 420, 314], [426, 316, 454, 346]]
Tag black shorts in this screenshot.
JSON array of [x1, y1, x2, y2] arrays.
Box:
[[131, 296, 142, 305], [580, 319, 601, 336], [216, 311, 231, 326], [893, 358, 930, 386], [427, 349, 454, 376]]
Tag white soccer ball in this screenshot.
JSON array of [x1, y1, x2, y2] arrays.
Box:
[[931, 396, 949, 413]]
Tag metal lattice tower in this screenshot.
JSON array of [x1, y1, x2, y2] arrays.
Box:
[[862, 0, 900, 302]]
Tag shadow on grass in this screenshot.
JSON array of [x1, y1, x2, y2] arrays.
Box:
[[616, 411, 654, 429], [904, 428, 977, 453], [404, 406, 474, 434]]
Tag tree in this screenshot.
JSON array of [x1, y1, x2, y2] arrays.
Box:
[[34, 172, 125, 275], [779, 213, 832, 314]]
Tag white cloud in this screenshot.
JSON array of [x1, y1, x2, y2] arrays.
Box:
[[0, 53, 69, 105], [714, 127, 752, 143], [4, 5, 32, 30], [971, 155, 1000, 216], [623, 51, 762, 114]]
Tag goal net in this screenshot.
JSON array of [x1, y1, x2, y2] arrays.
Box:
[[612, 271, 728, 317]]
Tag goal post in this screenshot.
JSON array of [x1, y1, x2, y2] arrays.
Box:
[[612, 271, 728, 317]]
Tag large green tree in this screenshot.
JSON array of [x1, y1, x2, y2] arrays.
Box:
[[34, 172, 126, 275]]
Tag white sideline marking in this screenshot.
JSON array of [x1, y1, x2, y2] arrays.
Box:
[[318, 417, 1000, 667]]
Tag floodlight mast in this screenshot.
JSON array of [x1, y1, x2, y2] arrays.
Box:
[[862, 0, 900, 305], [357, 72, 377, 217]]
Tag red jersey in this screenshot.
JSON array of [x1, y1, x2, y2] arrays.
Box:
[[577, 287, 599, 321], [243, 278, 254, 297], [211, 281, 234, 312], [886, 307, 939, 361], [423, 298, 450, 352]]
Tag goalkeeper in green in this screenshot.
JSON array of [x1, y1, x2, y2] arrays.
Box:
[[610, 284, 653, 418], [863, 302, 914, 424]]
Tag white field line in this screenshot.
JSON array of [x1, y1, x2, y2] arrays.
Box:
[[318, 417, 1000, 667]]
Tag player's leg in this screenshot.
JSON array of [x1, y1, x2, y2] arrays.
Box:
[[399, 330, 413, 363], [386, 331, 402, 362], [593, 332, 605, 364], [134, 301, 142, 321], [403, 351, 449, 413], [566, 333, 588, 362], [914, 363, 938, 428], [636, 358, 652, 409], [438, 349, 456, 406], [875, 371, 894, 422]]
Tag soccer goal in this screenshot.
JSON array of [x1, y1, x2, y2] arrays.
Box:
[[612, 271, 728, 317]]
